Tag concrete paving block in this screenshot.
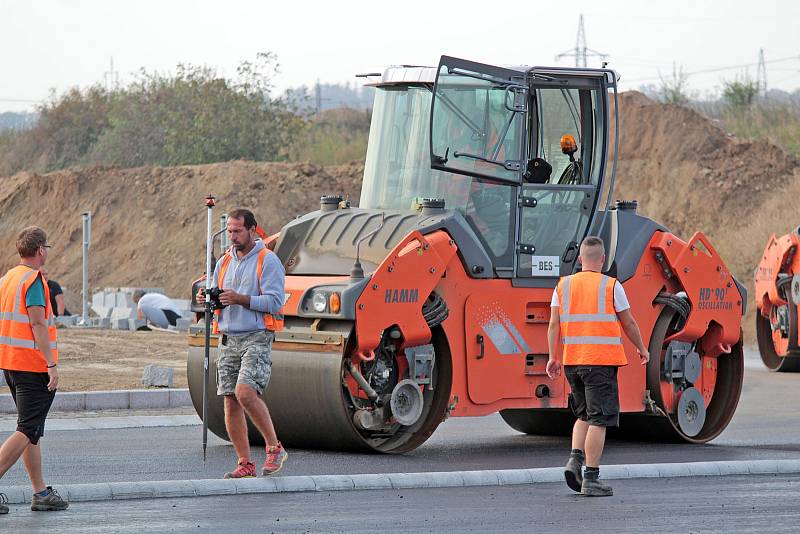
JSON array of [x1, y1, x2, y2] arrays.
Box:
[[92, 317, 111, 328], [234, 477, 278, 494], [351, 473, 393, 491], [112, 318, 129, 330], [56, 315, 77, 327], [131, 389, 171, 408], [193, 479, 237, 497], [748, 460, 780, 474], [141, 365, 174, 388], [686, 462, 722, 477], [528, 467, 562, 483], [85, 390, 130, 410], [111, 481, 156, 500], [169, 389, 192, 407], [0, 394, 17, 413], [51, 392, 87, 411], [776, 460, 800, 474], [92, 292, 105, 310], [312, 474, 356, 491], [387, 472, 431, 489], [715, 461, 745, 476], [425, 471, 465, 488], [601, 465, 631, 480], [175, 318, 193, 331], [496, 469, 533, 486], [618, 463, 661, 479], [0, 372, 5, 388], [129, 319, 147, 331], [459, 470, 500, 486], [656, 462, 692, 478], [271, 476, 316, 493], [65, 483, 113, 503], [2, 485, 29, 504], [151, 480, 198, 498]]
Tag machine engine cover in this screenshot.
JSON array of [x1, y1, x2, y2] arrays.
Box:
[[677, 387, 706, 437]]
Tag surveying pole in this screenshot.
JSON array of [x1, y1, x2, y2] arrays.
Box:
[[201, 196, 216, 461], [80, 212, 91, 326]]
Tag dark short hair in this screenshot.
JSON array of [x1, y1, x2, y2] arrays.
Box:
[[227, 208, 257, 230], [581, 236, 604, 249], [16, 226, 48, 258]]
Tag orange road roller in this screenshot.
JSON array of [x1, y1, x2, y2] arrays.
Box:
[[188, 56, 746, 452], [755, 227, 800, 371]]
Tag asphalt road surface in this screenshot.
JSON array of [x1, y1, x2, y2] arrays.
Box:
[[3, 474, 800, 533], [2, 348, 799, 485]]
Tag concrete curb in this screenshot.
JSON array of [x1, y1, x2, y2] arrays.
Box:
[[3, 459, 800, 504], [0, 389, 192, 413]]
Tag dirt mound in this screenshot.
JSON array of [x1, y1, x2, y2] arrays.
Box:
[[0, 92, 797, 341], [613, 92, 800, 293], [0, 161, 364, 310]]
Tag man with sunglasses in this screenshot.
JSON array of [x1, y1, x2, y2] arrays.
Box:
[[0, 227, 68, 514]]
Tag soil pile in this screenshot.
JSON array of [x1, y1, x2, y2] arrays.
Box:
[[0, 92, 797, 338], [0, 161, 364, 310]]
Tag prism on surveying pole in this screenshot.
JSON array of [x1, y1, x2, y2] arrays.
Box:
[[202, 196, 216, 461], [80, 212, 91, 326]]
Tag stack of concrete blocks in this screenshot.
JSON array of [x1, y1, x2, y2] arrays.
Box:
[[90, 288, 194, 331]]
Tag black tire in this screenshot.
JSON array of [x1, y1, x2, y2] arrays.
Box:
[[499, 409, 575, 436], [756, 311, 800, 372], [637, 307, 744, 443]]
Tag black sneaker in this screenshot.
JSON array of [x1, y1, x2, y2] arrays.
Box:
[[31, 487, 68, 511], [564, 454, 584, 493], [0, 492, 8, 514], [581, 476, 613, 497]]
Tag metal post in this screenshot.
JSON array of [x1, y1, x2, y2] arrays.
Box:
[[219, 214, 228, 252], [80, 212, 91, 326], [202, 196, 215, 461]]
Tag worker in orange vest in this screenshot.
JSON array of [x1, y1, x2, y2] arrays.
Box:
[[0, 227, 68, 514], [546, 236, 650, 497]]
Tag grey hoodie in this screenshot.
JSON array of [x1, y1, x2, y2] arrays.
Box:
[[213, 240, 285, 335]]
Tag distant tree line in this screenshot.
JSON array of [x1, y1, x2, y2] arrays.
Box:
[[0, 53, 314, 175]]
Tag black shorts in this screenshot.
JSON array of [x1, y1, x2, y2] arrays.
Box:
[[565, 365, 620, 428], [3, 370, 56, 445]]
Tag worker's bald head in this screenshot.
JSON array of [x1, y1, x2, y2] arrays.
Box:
[[579, 236, 605, 271]]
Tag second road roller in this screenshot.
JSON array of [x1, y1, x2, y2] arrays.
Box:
[[755, 226, 800, 371], [187, 56, 747, 452]]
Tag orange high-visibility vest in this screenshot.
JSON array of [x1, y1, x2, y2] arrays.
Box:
[[0, 265, 58, 372], [213, 247, 284, 334], [556, 271, 626, 366]]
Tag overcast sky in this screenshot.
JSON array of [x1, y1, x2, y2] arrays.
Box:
[[1, 0, 798, 112]]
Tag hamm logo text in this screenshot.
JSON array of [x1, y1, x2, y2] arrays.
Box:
[[385, 289, 419, 304]]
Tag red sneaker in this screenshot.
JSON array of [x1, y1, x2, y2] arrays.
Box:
[[223, 459, 256, 479], [262, 443, 288, 475]]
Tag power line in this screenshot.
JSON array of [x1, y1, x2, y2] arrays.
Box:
[[0, 98, 41, 104], [555, 14, 608, 68], [624, 55, 800, 83]]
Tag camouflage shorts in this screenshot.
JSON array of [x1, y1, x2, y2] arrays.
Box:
[[216, 330, 274, 396]]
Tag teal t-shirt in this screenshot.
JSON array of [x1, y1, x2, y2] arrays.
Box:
[[25, 275, 46, 308]]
